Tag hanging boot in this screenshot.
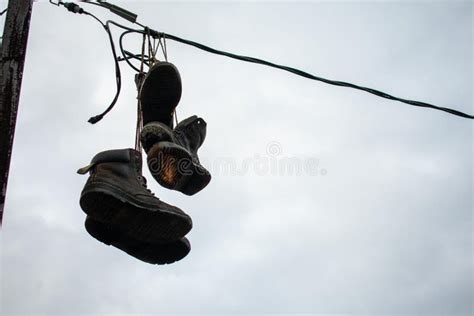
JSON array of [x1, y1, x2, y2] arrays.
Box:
[[77, 148, 192, 242], [139, 61, 182, 127], [141, 115, 211, 196], [85, 216, 190, 265]]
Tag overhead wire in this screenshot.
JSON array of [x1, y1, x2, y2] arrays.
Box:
[[52, 1, 474, 121], [162, 32, 474, 119]]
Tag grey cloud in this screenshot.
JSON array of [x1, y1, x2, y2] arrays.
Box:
[[1, 1, 472, 315]]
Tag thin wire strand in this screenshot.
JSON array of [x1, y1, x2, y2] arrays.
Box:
[[163, 35, 168, 62], [119, 30, 145, 72], [79, 1, 102, 8], [135, 32, 147, 152], [152, 37, 157, 61], [157, 36, 167, 62]]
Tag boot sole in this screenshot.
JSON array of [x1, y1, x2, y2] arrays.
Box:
[[139, 62, 182, 126], [147, 142, 211, 196], [85, 217, 191, 265], [141, 122, 174, 153], [80, 182, 192, 242]]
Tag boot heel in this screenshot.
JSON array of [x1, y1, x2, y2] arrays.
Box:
[[147, 141, 192, 190], [141, 122, 174, 153], [147, 141, 212, 196]]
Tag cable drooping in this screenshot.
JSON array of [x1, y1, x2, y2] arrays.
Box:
[[119, 30, 152, 73], [51, 1, 125, 123], [52, 1, 474, 120], [162, 32, 474, 120], [85, 16, 122, 124]]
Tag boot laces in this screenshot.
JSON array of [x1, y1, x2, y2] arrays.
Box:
[[137, 175, 154, 196]]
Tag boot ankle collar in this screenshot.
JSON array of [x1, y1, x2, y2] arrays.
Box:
[[91, 149, 135, 165], [77, 149, 138, 175], [174, 116, 207, 147], [175, 115, 199, 130]]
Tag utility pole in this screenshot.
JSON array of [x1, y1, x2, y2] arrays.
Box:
[[0, 0, 34, 225]]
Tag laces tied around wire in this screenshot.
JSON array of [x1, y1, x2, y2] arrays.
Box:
[[51, 1, 473, 120], [134, 31, 149, 153]]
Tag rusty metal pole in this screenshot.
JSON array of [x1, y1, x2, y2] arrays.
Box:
[[0, 0, 34, 225]]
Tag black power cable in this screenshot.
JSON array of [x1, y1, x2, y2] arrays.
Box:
[[86, 18, 122, 124], [52, 1, 474, 121], [119, 30, 151, 73], [163, 32, 474, 120], [53, 1, 123, 123]]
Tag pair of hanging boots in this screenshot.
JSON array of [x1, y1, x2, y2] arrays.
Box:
[[78, 62, 210, 264]]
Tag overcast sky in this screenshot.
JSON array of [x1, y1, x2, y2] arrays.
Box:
[[1, 0, 472, 315]]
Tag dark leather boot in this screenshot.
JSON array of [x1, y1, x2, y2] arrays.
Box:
[[141, 115, 211, 196], [139, 61, 182, 127], [85, 216, 190, 265], [77, 149, 192, 242]]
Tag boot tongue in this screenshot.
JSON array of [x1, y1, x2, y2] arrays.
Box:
[[175, 115, 198, 130], [174, 116, 206, 150]]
